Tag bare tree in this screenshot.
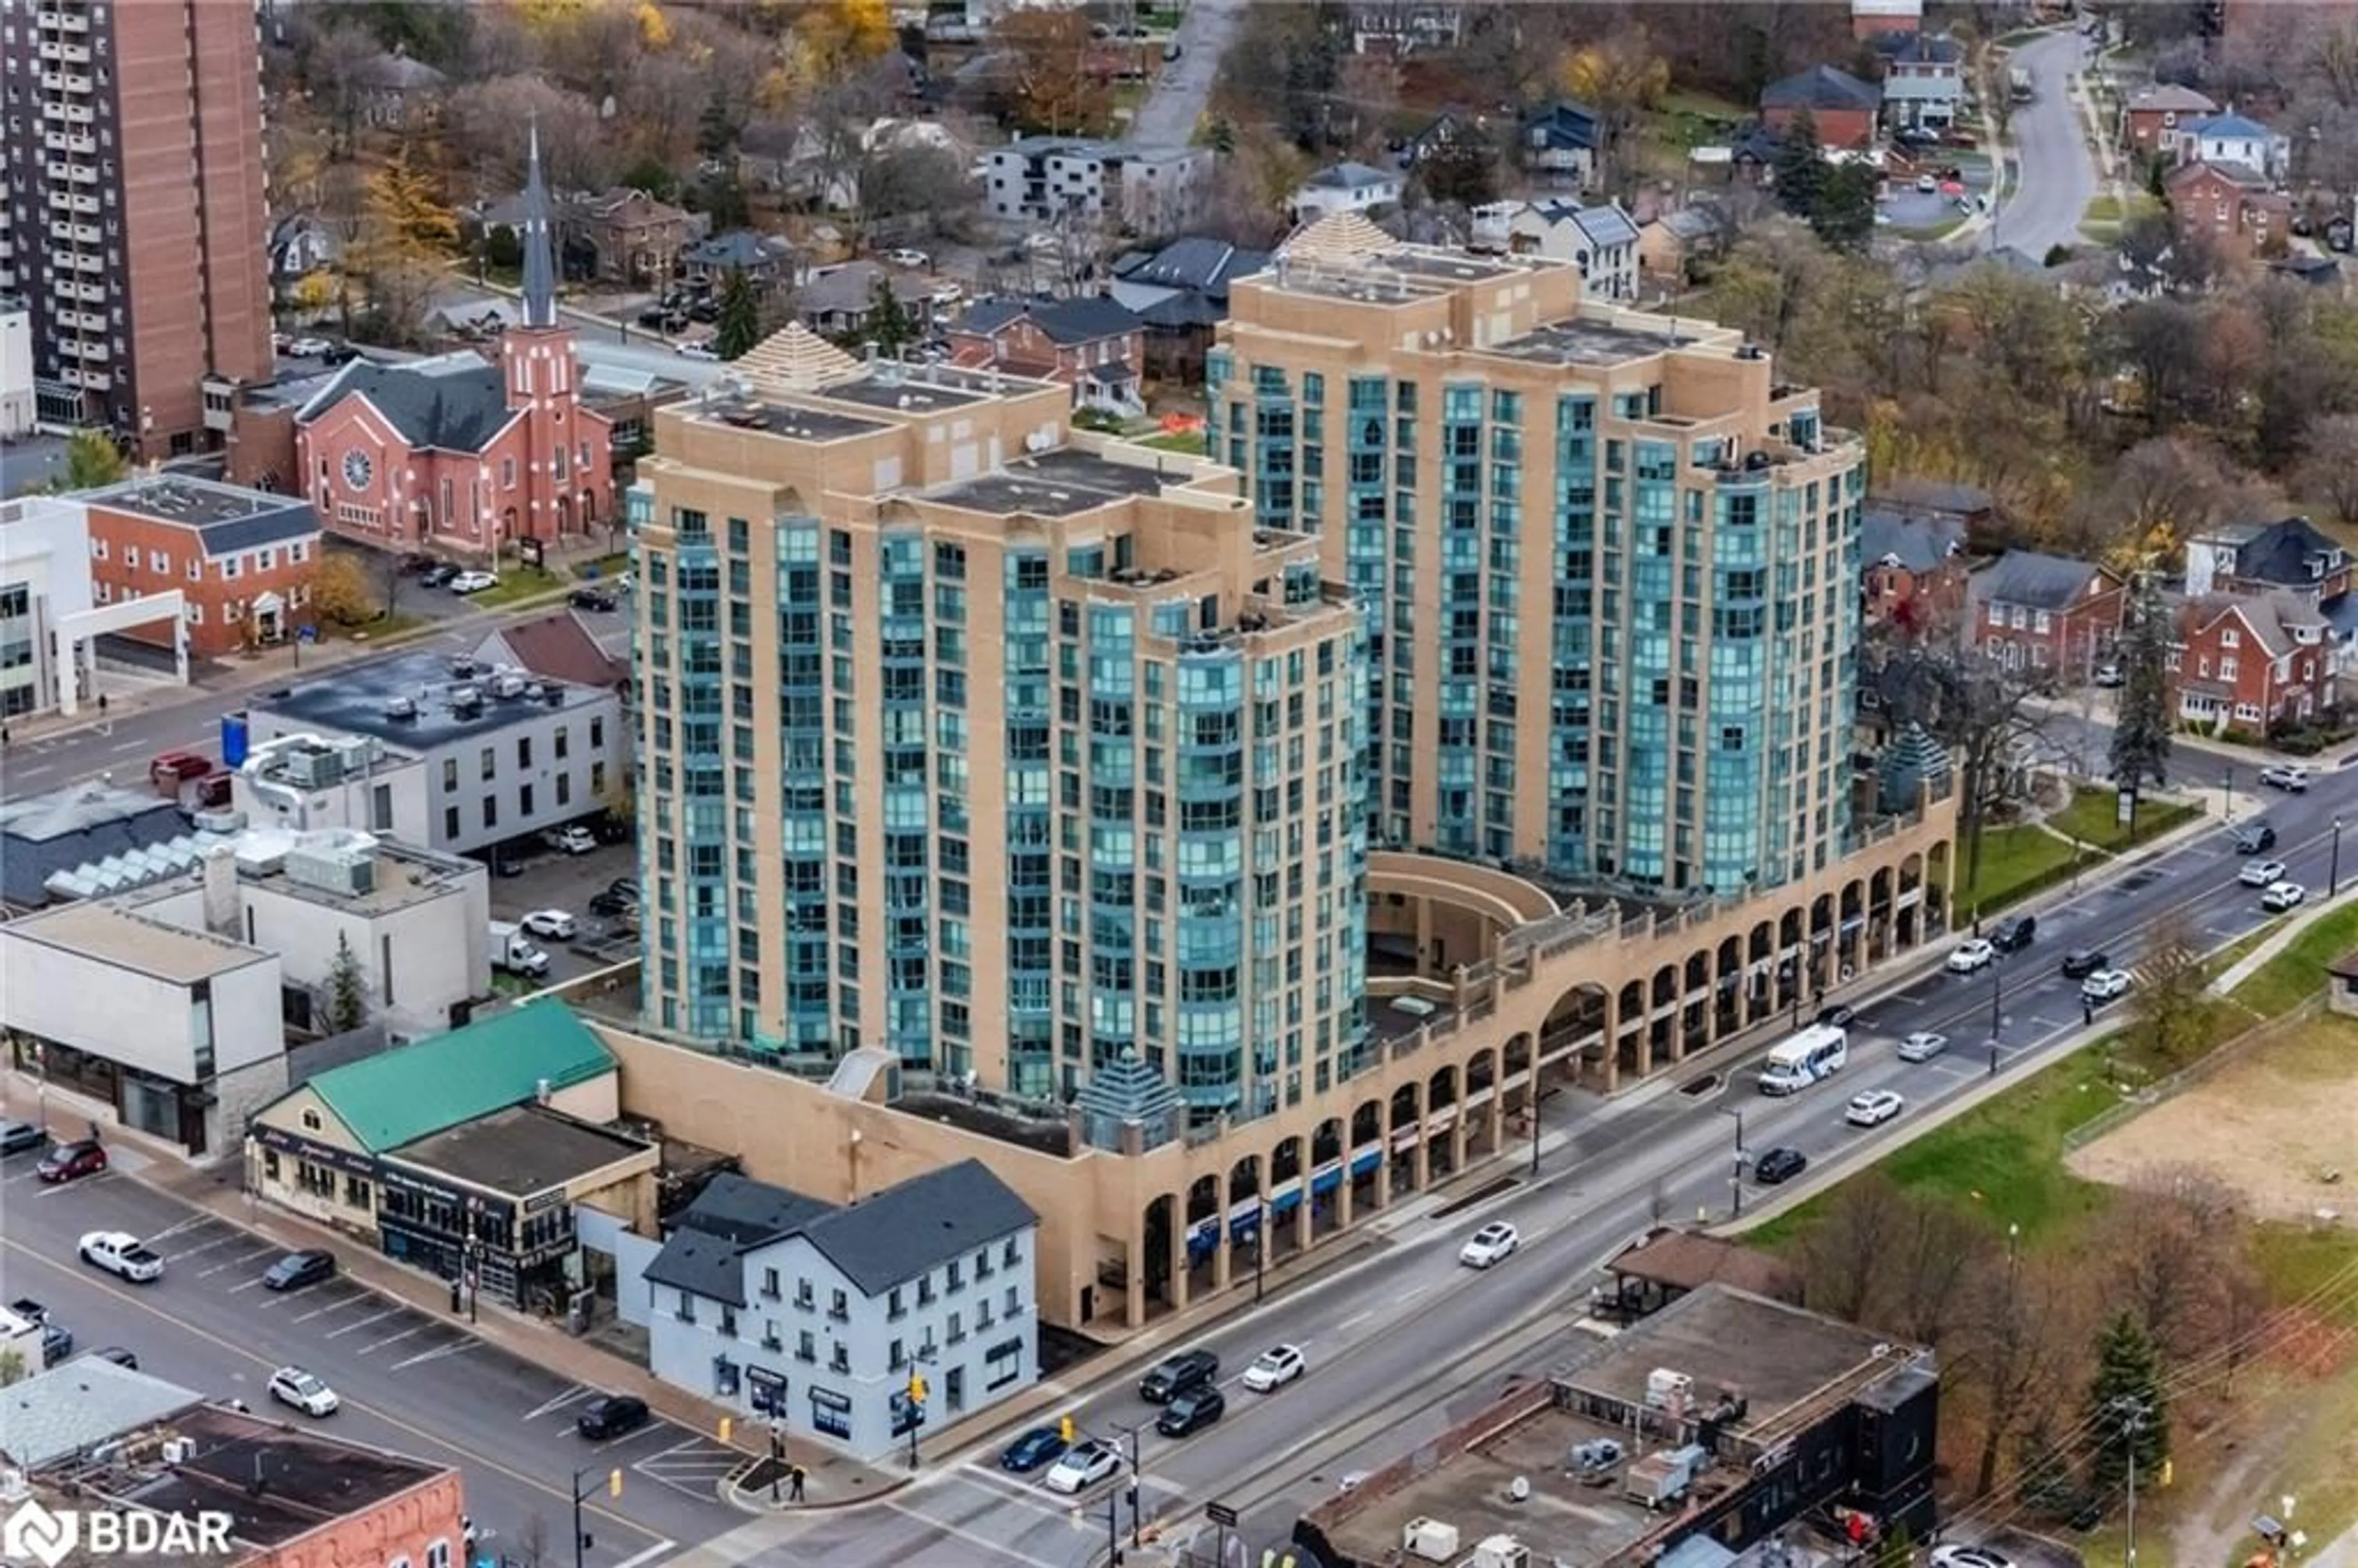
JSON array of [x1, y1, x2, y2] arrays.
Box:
[[1881, 1196, 1992, 1352], [2298, 414, 2358, 523], [1794, 1171, 1914, 1323], [2124, 906, 2208, 1069], [443, 76, 614, 194], [2108, 1165, 2244, 1363], [1959, 1251, 2081, 1497], [517, 1514, 548, 1568], [857, 144, 975, 245]]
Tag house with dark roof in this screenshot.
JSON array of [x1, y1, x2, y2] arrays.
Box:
[[1108, 238, 1270, 380], [1636, 205, 1725, 284], [2167, 588, 2333, 732], [945, 295, 1148, 416], [1495, 199, 1641, 301], [1761, 64, 1883, 149], [350, 51, 448, 130], [471, 609, 627, 691], [1873, 32, 1964, 131], [2165, 159, 2292, 259], [682, 230, 800, 288], [1868, 475, 1994, 530], [1517, 99, 1601, 190], [2172, 111, 2290, 180], [2185, 515, 2351, 604], [248, 999, 658, 1309], [2119, 83, 2219, 155], [1290, 161, 1406, 222], [640, 1161, 1039, 1459], [1969, 549, 2126, 677], [1861, 508, 1971, 634]]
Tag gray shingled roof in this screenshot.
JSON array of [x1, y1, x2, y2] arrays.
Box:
[[1762, 64, 1881, 112], [1861, 509, 1966, 572], [2228, 516, 2345, 588], [801, 1159, 1035, 1295], [0, 1360, 203, 1468], [298, 355, 517, 454], [1, 785, 191, 910], [642, 1172, 839, 1307], [954, 295, 1141, 346], [1973, 549, 2112, 612], [1114, 237, 1270, 295], [1306, 161, 1396, 190]]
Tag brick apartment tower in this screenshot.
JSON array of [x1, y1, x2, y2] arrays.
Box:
[[0, 0, 273, 460]]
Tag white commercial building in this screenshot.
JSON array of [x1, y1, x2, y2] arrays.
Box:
[[0, 495, 92, 719], [981, 138, 1210, 236], [1, 296, 32, 440], [236, 649, 625, 858]]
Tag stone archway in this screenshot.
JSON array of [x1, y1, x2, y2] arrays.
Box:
[[1837, 879, 1867, 984], [1716, 934, 1746, 1036], [1226, 1153, 1264, 1287], [1387, 1082, 1423, 1197], [1869, 866, 1896, 961], [1426, 1063, 1461, 1179], [1310, 1116, 1347, 1236], [1897, 852, 1926, 947], [1183, 1173, 1221, 1284], [1350, 1099, 1385, 1214], [1680, 950, 1712, 1057], [1142, 1190, 1177, 1310], [1463, 1045, 1500, 1158], [1270, 1133, 1307, 1256]]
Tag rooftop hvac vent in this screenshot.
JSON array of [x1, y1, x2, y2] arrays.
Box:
[[450, 657, 477, 679], [492, 673, 527, 700], [282, 744, 343, 788], [449, 686, 483, 714], [286, 838, 378, 899]]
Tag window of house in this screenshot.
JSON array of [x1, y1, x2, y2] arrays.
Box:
[[185, 602, 204, 626], [443, 758, 459, 790], [984, 1337, 1024, 1391], [946, 1310, 965, 1345], [718, 1305, 737, 1337], [483, 798, 499, 829], [676, 1291, 696, 1324], [2221, 656, 2238, 680], [149, 549, 166, 573], [389, 1556, 412, 1568], [828, 1343, 849, 1373], [301, 1108, 323, 1131], [90, 538, 107, 560], [426, 1543, 451, 1568], [480, 746, 496, 780], [796, 1330, 815, 1362], [946, 1259, 963, 1292], [712, 1358, 741, 1396], [2033, 611, 2052, 634], [445, 805, 461, 839], [187, 558, 201, 581], [222, 555, 239, 579], [343, 1174, 368, 1208], [762, 1267, 780, 1299], [809, 1387, 851, 1437], [2222, 628, 2240, 649], [1002, 1238, 1021, 1268], [262, 1149, 281, 1181], [887, 1287, 905, 1319], [503, 457, 517, 489], [828, 1288, 848, 1321]]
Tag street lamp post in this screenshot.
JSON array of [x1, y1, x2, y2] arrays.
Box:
[[1720, 1106, 1745, 1219], [2223, 766, 2235, 823], [1988, 957, 2004, 1078], [2333, 817, 2343, 899]]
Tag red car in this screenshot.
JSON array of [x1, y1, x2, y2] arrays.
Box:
[[36, 1140, 106, 1183]]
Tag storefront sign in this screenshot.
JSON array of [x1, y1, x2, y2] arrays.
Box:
[[254, 1125, 376, 1182]]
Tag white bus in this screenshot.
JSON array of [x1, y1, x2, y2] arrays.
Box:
[[1757, 1023, 1850, 1096]]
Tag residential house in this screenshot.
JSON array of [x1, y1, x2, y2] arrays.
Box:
[[1497, 200, 1641, 301], [1636, 206, 1725, 284], [1851, 0, 1924, 37], [2165, 160, 2292, 258], [1874, 33, 1965, 132], [1869, 476, 1995, 532], [795, 262, 936, 338], [2172, 111, 2290, 179], [1396, 109, 1482, 168], [1760, 65, 1883, 150], [477, 187, 698, 289], [70, 475, 321, 656], [683, 231, 799, 289], [1290, 163, 1405, 222], [2184, 515, 2352, 604], [1969, 551, 2127, 677], [1518, 99, 1602, 192], [1861, 508, 1971, 635], [736, 117, 960, 212], [1348, 1, 1463, 55], [2169, 589, 2333, 732], [981, 139, 1210, 237], [1107, 238, 1270, 381], [2119, 83, 2220, 155], [946, 297, 1148, 417], [640, 1163, 1039, 1462], [471, 608, 627, 692], [267, 214, 341, 296], [349, 52, 447, 130]]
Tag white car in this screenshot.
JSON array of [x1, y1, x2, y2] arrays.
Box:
[[2081, 968, 2133, 1003], [1042, 1439, 1120, 1494], [2240, 858, 2289, 887], [1242, 1345, 1307, 1392], [285, 335, 332, 357], [541, 825, 597, 856], [1896, 1031, 1948, 1063], [674, 339, 720, 360], [2260, 764, 2310, 792], [1458, 1221, 1520, 1269], [1915, 173, 1937, 193], [1845, 1089, 1906, 1128], [2262, 880, 2307, 912], [268, 1367, 340, 1416], [521, 909, 578, 940], [1946, 939, 1996, 974], [883, 247, 931, 269], [79, 1230, 165, 1283], [448, 569, 499, 594]]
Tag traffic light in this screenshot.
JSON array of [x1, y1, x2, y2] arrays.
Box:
[[608, 1469, 623, 1498], [908, 1373, 928, 1405], [1059, 1415, 1075, 1444]]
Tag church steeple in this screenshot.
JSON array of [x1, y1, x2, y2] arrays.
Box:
[[519, 120, 557, 330]]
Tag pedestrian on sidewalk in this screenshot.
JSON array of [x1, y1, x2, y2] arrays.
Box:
[[2082, 999, 2094, 1028], [788, 1465, 806, 1503]]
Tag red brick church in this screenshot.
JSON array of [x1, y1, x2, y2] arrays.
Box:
[[295, 129, 612, 557]]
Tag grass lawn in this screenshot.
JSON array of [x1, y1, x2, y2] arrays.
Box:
[[1892, 217, 1968, 242], [2230, 899, 2358, 1015], [1956, 821, 2082, 917], [1138, 430, 1208, 456], [2048, 785, 2198, 852], [571, 553, 628, 582], [466, 571, 569, 611]]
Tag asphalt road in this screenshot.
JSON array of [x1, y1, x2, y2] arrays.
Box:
[[1127, 0, 1247, 148], [1992, 28, 2099, 258], [2, 599, 629, 798], [0, 1147, 741, 1568], [695, 757, 2358, 1568]]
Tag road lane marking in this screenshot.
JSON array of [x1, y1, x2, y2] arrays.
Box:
[[291, 1292, 371, 1322], [524, 1384, 593, 1420], [1334, 1310, 1372, 1334], [168, 1235, 242, 1260], [389, 1341, 477, 1370], [145, 1216, 210, 1244], [356, 1323, 431, 1354], [228, 1276, 269, 1292], [38, 1175, 112, 1196], [327, 1306, 404, 1338], [199, 1249, 272, 1278], [609, 1544, 676, 1568]]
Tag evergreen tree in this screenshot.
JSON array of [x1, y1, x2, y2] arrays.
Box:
[[1811, 160, 1879, 253], [1771, 109, 1827, 219], [2085, 1311, 2169, 1497], [324, 933, 369, 1034], [864, 276, 919, 355], [2109, 573, 2174, 802], [714, 267, 762, 361], [696, 90, 736, 163], [2012, 1411, 2079, 1515]]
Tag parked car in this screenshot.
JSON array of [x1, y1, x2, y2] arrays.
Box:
[[999, 1427, 1068, 1473], [2234, 821, 2278, 855], [1816, 1003, 1858, 1028], [2081, 968, 2134, 1003], [87, 1347, 139, 1368], [568, 588, 619, 613], [2241, 858, 2289, 887], [1241, 1344, 1307, 1392], [675, 340, 720, 360], [540, 825, 596, 856], [1896, 1031, 1948, 1062], [420, 562, 460, 589], [883, 247, 931, 268], [1156, 1384, 1226, 1438], [269, 1367, 340, 1417], [1990, 914, 2037, 953], [12, 1301, 69, 1365], [1457, 1221, 1520, 1269], [1138, 1348, 1218, 1403], [2094, 663, 2124, 687], [1043, 1440, 1120, 1494], [522, 909, 578, 940], [448, 570, 499, 594], [589, 890, 637, 920], [263, 1249, 337, 1292], [2060, 949, 2109, 979], [37, 1139, 106, 1184], [2262, 880, 2307, 912], [576, 1394, 650, 1440], [1946, 939, 1995, 974], [78, 1230, 165, 1283], [285, 336, 332, 357], [1753, 1146, 1808, 1184], [1915, 173, 1938, 193], [2260, 764, 2310, 793], [607, 877, 642, 901], [1845, 1090, 1906, 1128], [0, 1120, 44, 1157]]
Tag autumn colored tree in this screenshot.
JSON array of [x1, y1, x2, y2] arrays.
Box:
[[998, 9, 1110, 135], [1558, 31, 1670, 195], [55, 429, 126, 492], [306, 553, 382, 627]]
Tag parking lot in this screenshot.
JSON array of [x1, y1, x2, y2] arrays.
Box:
[[0, 1149, 737, 1565], [486, 835, 640, 982]]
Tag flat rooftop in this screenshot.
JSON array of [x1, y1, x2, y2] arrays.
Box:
[[3, 899, 270, 987], [251, 650, 612, 749], [1552, 1284, 1902, 1429], [21, 1480, 252, 1568], [130, 833, 478, 920], [1487, 318, 1703, 368], [80, 476, 321, 556], [392, 1103, 653, 1198], [924, 449, 1175, 518], [79, 1403, 445, 1548], [821, 367, 992, 411], [0, 1360, 204, 1470], [691, 401, 888, 441]]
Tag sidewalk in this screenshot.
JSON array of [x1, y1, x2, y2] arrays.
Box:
[[0, 1073, 903, 1510]]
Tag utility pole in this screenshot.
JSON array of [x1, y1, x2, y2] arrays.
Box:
[[1528, 1061, 1543, 1176], [2111, 1396, 2152, 1568], [1988, 956, 2003, 1076], [1721, 1105, 1745, 1218], [1115, 1422, 1143, 1549]]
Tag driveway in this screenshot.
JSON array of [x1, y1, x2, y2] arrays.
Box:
[[1993, 28, 2099, 257], [1127, 0, 1247, 147]]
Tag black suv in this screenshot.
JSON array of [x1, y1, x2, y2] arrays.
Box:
[[1139, 1348, 1218, 1403], [2234, 821, 2278, 855], [2060, 949, 2109, 979], [1753, 1147, 1808, 1184], [1990, 914, 2037, 953], [1156, 1384, 1226, 1438]]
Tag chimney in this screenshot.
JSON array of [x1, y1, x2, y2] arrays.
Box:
[[201, 845, 240, 937]]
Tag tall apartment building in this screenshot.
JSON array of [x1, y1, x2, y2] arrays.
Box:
[[0, 0, 274, 457], [632, 327, 1370, 1121], [1213, 216, 1862, 899]]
